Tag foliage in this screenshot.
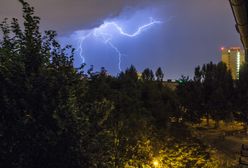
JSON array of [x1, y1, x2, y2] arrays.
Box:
[[236, 63, 248, 125], [155, 67, 164, 81], [0, 1, 229, 168], [177, 62, 234, 126], [0, 0, 84, 167]]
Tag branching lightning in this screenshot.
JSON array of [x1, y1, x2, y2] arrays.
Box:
[[76, 17, 162, 71], [78, 32, 92, 63]]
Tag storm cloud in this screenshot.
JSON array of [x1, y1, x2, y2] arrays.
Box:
[[0, 0, 162, 35]]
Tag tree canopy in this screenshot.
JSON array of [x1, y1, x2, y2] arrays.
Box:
[[0, 1, 241, 168]]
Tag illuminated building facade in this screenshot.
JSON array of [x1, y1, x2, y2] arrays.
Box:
[[221, 47, 245, 80]]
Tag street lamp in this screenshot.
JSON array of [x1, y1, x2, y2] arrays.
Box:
[[153, 160, 159, 167]]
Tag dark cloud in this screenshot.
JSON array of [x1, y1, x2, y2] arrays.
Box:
[[0, 0, 161, 35]]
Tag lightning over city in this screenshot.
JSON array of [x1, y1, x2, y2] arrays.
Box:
[[76, 18, 162, 71], [2, 1, 246, 167]]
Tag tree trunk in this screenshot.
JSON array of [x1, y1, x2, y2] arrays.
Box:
[[244, 122, 248, 135], [215, 120, 220, 128], [206, 112, 209, 126]]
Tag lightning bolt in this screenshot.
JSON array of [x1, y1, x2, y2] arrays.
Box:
[[108, 41, 123, 71], [78, 32, 92, 63], [76, 17, 162, 71], [99, 18, 162, 37]]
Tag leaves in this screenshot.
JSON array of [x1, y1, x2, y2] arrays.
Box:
[[0, 1, 227, 168]]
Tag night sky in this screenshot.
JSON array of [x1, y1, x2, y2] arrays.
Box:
[[0, 0, 242, 79]]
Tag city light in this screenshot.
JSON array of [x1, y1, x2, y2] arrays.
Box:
[[237, 51, 241, 79]]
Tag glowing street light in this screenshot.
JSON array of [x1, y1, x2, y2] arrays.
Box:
[[153, 160, 159, 167]]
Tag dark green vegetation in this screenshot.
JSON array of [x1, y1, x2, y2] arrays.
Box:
[[177, 61, 248, 129], [1, 1, 248, 168]]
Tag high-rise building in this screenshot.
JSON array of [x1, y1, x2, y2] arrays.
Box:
[[221, 47, 245, 80]]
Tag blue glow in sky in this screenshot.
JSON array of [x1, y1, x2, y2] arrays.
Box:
[[1, 0, 241, 79], [61, 9, 166, 74], [75, 17, 162, 71]]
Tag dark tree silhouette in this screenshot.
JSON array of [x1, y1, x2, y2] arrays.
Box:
[[155, 67, 164, 81]]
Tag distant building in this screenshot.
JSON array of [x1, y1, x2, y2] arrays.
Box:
[[221, 47, 245, 80], [163, 80, 178, 91], [137, 72, 143, 80]]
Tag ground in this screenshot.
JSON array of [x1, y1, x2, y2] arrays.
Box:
[[189, 120, 248, 167]]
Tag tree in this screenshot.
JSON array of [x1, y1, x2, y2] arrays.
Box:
[[177, 79, 203, 124], [0, 1, 86, 167], [0, 1, 223, 167], [236, 63, 248, 131], [155, 67, 164, 81], [142, 68, 154, 81], [209, 62, 234, 127], [124, 65, 138, 81], [177, 62, 234, 126]]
